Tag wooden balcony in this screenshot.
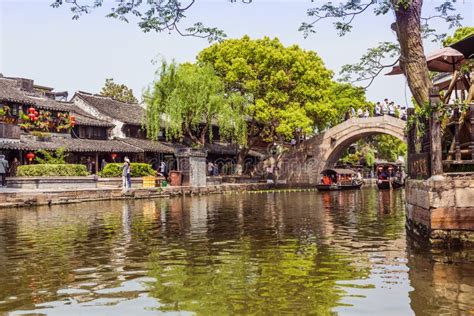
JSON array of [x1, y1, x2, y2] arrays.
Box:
[[0, 123, 21, 140]]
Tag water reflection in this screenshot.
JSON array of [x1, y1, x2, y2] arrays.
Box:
[[0, 189, 472, 315]]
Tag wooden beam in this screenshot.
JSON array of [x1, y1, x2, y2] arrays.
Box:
[[454, 106, 461, 161], [442, 70, 459, 103], [95, 153, 99, 174], [430, 87, 443, 175]]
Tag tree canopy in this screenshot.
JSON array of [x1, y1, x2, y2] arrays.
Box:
[[100, 78, 138, 103], [443, 26, 474, 46], [144, 62, 246, 147], [198, 36, 337, 143]]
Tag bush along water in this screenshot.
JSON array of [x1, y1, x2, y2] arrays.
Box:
[[17, 164, 89, 177], [99, 163, 155, 178]]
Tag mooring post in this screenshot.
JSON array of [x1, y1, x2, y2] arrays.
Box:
[[430, 87, 443, 175]]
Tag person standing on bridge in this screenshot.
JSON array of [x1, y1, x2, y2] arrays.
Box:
[[351, 107, 356, 118], [364, 109, 370, 118], [375, 102, 382, 116], [357, 108, 363, 118], [381, 101, 388, 115], [388, 102, 395, 117]]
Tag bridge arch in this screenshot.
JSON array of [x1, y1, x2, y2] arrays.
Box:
[[281, 116, 406, 185]]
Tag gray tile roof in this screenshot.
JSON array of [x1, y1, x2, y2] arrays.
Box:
[[74, 92, 144, 126], [0, 136, 142, 153]]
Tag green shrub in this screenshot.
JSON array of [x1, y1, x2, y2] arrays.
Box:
[[17, 164, 89, 177], [99, 163, 155, 178]]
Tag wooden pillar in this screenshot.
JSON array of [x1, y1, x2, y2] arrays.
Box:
[[430, 87, 444, 175], [470, 104, 474, 161], [454, 106, 461, 161], [95, 153, 99, 174]]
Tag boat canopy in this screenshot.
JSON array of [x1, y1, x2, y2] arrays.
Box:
[[320, 168, 356, 175]]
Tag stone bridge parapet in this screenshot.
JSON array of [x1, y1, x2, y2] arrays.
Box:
[[279, 116, 406, 185]]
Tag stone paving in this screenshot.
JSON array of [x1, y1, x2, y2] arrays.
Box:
[[0, 183, 272, 209]]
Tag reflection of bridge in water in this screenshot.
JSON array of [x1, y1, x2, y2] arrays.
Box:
[[279, 116, 406, 185]]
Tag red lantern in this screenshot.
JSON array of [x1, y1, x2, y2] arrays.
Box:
[[28, 113, 35, 121], [34, 110, 39, 117], [111, 153, 117, 161], [70, 121, 75, 127], [70, 115, 75, 121], [33, 116, 38, 121], [26, 152, 35, 162], [28, 107, 35, 114]]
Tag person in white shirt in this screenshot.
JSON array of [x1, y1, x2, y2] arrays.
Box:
[[374, 102, 382, 116], [388, 102, 395, 116], [364, 109, 370, 118], [357, 108, 363, 118], [381, 102, 388, 115]]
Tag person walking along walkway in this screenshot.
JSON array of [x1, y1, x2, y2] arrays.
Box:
[[122, 157, 131, 192], [0, 155, 9, 187]]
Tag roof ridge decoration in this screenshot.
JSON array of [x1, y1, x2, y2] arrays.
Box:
[[76, 90, 139, 105]]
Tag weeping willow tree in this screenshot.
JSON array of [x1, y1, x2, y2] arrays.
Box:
[[144, 61, 247, 147]]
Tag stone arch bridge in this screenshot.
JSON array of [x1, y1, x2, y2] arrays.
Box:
[[278, 116, 406, 185]]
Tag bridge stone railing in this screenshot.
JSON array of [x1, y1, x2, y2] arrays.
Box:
[[277, 115, 406, 185]]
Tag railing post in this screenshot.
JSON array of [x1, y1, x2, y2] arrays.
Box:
[[470, 104, 474, 161], [430, 87, 443, 175], [454, 106, 461, 161]]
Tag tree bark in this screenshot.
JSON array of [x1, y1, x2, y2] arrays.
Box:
[[235, 136, 259, 175], [391, 0, 432, 106]]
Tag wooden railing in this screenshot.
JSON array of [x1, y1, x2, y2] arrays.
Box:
[[407, 88, 474, 178], [442, 103, 474, 172], [0, 123, 21, 140]]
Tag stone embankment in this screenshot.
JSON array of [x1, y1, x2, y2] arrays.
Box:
[[0, 183, 272, 209], [406, 173, 474, 247]]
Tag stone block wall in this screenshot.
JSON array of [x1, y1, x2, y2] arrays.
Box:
[[406, 174, 474, 247]]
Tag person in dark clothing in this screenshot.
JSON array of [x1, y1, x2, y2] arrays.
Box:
[[0, 155, 9, 187]]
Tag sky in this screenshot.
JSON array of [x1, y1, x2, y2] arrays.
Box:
[[1, 0, 473, 106]]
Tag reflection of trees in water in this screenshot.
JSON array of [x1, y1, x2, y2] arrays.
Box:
[[147, 193, 371, 314], [0, 200, 161, 311], [406, 239, 474, 316]]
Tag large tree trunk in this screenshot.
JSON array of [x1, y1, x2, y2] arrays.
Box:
[[235, 147, 250, 175], [391, 0, 432, 106]]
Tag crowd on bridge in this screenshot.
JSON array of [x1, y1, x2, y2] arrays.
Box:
[[345, 98, 408, 121]]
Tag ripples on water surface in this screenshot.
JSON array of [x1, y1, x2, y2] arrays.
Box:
[[0, 189, 473, 315]]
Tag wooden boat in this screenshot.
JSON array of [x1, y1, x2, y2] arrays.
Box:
[[316, 168, 364, 191], [375, 163, 405, 190]]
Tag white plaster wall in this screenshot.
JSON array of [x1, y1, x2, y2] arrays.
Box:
[[72, 96, 126, 139]]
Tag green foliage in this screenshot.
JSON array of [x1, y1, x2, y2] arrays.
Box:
[[35, 148, 68, 164], [17, 164, 88, 177], [198, 36, 334, 141], [373, 135, 407, 162], [443, 26, 474, 46], [145, 61, 247, 146], [100, 78, 138, 103], [341, 153, 360, 165], [99, 163, 155, 178], [365, 149, 376, 167], [340, 135, 406, 166]]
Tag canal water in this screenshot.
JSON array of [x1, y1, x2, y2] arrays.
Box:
[[0, 189, 473, 315]]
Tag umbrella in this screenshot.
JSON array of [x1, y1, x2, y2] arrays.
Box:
[[450, 34, 474, 59], [385, 66, 403, 76], [385, 46, 464, 75], [425, 46, 464, 72]]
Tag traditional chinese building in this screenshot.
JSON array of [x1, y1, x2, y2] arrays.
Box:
[[0, 75, 266, 175], [0, 76, 161, 173]]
